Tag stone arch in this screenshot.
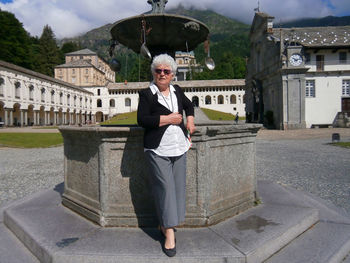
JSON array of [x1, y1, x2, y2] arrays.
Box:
[[39, 106, 45, 125], [27, 105, 34, 126], [218, 95, 224, 104], [58, 108, 63, 125], [95, 111, 104, 123], [230, 95, 237, 104], [192, 96, 199, 107], [0, 101, 4, 123], [13, 103, 21, 126], [50, 107, 55, 125], [205, 95, 211, 105]]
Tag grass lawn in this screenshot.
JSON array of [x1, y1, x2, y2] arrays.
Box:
[[0, 133, 63, 148], [32, 126, 59, 129], [101, 111, 138, 125], [201, 108, 245, 121], [331, 142, 350, 148], [101, 108, 245, 125]]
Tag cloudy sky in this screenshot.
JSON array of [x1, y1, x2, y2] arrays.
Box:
[[1, 0, 349, 39]]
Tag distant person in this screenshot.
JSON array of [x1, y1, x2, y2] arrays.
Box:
[[235, 112, 239, 124], [137, 54, 195, 257]]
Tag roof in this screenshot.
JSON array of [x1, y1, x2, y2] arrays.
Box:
[[107, 79, 245, 90], [55, 59, 93, 68], [0, 60, 93, 94], [273, 26, 350, 48], [65, 48, 97, 56]]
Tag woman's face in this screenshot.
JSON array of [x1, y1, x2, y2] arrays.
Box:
[[153, 64, 173, 88]]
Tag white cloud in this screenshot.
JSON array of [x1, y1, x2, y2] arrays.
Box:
[[0, 0, 348, 39]]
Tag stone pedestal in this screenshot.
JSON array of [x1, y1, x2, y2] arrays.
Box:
[[59, 123, 261, 227]]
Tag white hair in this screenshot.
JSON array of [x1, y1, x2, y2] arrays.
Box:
[[151, 54, 177, 73]]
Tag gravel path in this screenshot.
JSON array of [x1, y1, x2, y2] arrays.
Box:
[[0, 128, 349, 216], [0, 147, 63, 207]]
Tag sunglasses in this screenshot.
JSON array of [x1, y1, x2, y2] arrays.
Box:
[[154, 68, 172, 75]]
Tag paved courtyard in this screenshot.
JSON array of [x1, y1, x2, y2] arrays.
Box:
[[0, 127, 349, 216]]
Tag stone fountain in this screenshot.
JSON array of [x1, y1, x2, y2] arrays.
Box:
[[3, 1, 344, 262], [59, 0, 260, 227]]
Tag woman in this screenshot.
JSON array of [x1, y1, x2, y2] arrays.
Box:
[[137, 54, 195, 257]]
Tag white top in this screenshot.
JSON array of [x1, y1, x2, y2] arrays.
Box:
[[146, 83, 190, 157]]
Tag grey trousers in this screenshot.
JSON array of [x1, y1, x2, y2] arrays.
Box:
[[144, 151, 187, 228]]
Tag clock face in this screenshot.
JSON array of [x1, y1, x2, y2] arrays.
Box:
[[289, 53, 303, 66]]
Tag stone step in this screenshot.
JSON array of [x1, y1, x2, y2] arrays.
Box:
[[265, 222, 350, 263], [0, 224, 39, 263], [3, 183, 319, 263]]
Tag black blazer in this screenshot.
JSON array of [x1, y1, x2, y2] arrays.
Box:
[[137, 84, 194, 149]]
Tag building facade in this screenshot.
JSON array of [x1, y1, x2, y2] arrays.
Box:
[[0, 60, 95, 126], [174, 52, 202, 81], [55, 49, 115, 87], [246, 12, 350, 129]]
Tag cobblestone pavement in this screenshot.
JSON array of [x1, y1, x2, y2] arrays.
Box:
[[0, 128, 349, 216], [256, 128, 350, 215]]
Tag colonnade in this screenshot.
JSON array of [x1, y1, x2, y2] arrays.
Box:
[[0, 106, 96, 127]]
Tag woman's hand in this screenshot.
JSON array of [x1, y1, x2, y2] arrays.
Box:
[[159, 112, 182, 126], [186, 116, 196, 134]]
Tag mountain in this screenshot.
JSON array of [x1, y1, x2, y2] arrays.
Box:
[[59, 6, 250, 57], [279, 15, 350, 28], [59, 6, 251, 81]]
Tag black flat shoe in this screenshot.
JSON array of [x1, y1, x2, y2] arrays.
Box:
[[162, 243, 176, 257]]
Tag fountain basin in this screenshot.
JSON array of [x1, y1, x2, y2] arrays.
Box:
[[59, 123, 261, 227], [111, 14, 209, 57]]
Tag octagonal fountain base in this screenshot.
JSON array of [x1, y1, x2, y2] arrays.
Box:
[[59, 123, 261, 227]]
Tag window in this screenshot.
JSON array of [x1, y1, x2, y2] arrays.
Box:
[[306, 80, 316, 98], [51, 90, 55, 103], [0, 77, 4, 97], [67, 94, 70, 106], [72, 77, 76, 83], [85, 69, 89, 74], [15, 82, 21, 98], [342, 80, 350, 96], [230, 95, 237, 104], [41, 88, 46, 102], [110, 99, 115, 107], [125, 98, 131, 107], [316, 55, 324, 71], [60, 93, 63, 105], [97, 99, 102, 107], [74, 96, 77, 106], [305, 53, 311, 64], [72, 69, 75, 74], [218, 95, 224, 104], [29, 85, 34, 100], [205, 95, 211, 105], [97, 89, 101, 96], [339, 52, 347, 64]]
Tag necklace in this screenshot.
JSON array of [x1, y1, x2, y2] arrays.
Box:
[[159, 88, 174, 112]]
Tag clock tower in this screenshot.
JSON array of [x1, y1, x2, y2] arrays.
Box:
[[287, 46, 304, 68]]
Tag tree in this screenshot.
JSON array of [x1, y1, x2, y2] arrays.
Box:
[[37, 25, 61, 77], [0, 9, 35, 69], [128, 57, 152, 82]]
